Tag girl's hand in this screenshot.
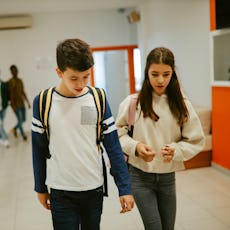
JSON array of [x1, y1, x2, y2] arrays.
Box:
[[161, 145, 175, 162], [136, 143, 156, 162]]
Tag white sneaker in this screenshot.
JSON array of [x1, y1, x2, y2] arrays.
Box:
[[0, 139, 9, 148], [3, 140, 9, 148]]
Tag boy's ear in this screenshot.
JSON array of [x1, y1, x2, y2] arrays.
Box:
[[56, 68, 63, 78]]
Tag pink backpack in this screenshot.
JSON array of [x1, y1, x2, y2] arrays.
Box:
[[124, 93, 138, 163], [128, 93, 138, 137]]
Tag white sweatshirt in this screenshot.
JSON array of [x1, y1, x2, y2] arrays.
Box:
[[116, 94, 205, 173]]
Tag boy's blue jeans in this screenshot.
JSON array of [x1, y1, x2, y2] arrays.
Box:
[[14, 107, 26, 137], [50, 186, 104, 230], [129, 165, 176, 230]]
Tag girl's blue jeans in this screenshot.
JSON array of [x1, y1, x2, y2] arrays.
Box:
[[50, 186, 103, 230], [129, 165, 176, 230]]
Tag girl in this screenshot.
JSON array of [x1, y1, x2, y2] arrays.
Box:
[[116, 47, 205, 230]]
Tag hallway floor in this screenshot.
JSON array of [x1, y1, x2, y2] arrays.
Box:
[[0, 134, 230, 230]]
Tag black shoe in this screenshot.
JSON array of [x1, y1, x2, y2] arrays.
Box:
[[23, 135, 27, 141]]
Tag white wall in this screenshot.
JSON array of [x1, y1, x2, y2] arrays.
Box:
[[0, 9, 138, 133], [0, 1, 212, 136], [138, 0, 211, 107]]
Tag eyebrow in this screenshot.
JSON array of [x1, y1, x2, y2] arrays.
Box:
[[151, 70, 171, 73], [71, 73, 90, 78]]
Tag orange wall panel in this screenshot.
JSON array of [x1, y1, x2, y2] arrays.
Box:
[[210, 0, 216, 31], [212, 87, 230, 169]]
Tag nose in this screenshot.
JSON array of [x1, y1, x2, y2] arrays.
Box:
[[78, 79, 85, 88], [158, 75, 164, 83]]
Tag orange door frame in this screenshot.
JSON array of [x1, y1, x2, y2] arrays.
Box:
[[91, 45, 138, 94], [210, 0, 216, 31]]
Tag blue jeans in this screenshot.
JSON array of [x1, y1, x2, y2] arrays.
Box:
[[50, 186, 104, 230], [0, 109, 8, 140], [129, 165, 176, 230], [14, 107, 26, 137]]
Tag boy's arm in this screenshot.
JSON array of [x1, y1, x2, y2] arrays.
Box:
[[23, 91, 31, 108], [21, 79, 31, 108], [102, 99, 131, 196], [31, 95, 49, 193], [102, 99, 134, 213]]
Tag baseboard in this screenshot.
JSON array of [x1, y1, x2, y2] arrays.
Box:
[[211, 162, 230, 177], [184, 150, 212, 169]]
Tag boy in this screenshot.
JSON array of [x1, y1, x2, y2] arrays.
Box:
[[8, 65, 31, 141], [31, 38, 134, 230]]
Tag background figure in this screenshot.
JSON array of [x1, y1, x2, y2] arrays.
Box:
[[0, 77, 10, 147], [116, 47, 205, 230], [8, 65, 30, 141]]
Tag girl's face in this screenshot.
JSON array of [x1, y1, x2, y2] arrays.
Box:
[[148, 63, 173, 96], [56, 67, 91, 97]]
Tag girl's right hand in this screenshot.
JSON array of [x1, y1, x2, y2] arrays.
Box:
[[136, 143, 155, 162]]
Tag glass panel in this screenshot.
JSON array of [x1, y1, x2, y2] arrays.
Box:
[[93, 50, 129, 118], [134, 48, 142, 91], [213, 32, 230, 81]]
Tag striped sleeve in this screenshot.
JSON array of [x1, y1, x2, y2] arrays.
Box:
[[102, 98, 131, 196], [31, 95, 49, 193]]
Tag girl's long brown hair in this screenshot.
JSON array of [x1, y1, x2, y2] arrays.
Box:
[[137, 47, 189, 125]]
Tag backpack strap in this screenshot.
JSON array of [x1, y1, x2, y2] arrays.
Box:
[[123, 94, 138, 164], [89, 86, 106, 150], [128, 94, 138, 137], [39, 87, 55, 140], [89, 86, 108, 197]]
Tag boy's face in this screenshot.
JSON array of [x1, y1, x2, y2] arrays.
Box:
[[56, 67, 91, 97]]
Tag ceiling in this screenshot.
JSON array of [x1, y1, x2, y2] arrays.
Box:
[[0, 0, 143, 15]]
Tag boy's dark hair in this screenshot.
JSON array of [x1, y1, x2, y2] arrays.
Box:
[[10, 65, 17, 71], [56, 38, 94, 72]]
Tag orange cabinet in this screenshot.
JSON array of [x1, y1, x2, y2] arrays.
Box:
[[212, 87, 230, 170], [210, 0, 230, 170]]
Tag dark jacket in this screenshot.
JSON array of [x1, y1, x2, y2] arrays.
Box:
[[0, 81, 10, 110]]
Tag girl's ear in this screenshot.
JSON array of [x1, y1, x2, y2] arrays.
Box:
[[56, 68, 63, 78]]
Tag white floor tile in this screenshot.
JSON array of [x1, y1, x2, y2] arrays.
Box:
[[1, 135, 230, 229]]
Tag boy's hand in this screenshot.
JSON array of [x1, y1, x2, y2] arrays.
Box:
[[119, 195, 135, 213], [136, 143, 155, 162], [37, 192, 51, 210]]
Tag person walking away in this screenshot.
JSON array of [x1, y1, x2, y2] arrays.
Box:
[[0, 77, 10, 147], [8, 65, 30, 141], [116, 47, 205, 230], [31, 38, 134, 230]]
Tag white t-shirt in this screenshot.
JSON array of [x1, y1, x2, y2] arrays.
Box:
[[46, 91, 104, 191]]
